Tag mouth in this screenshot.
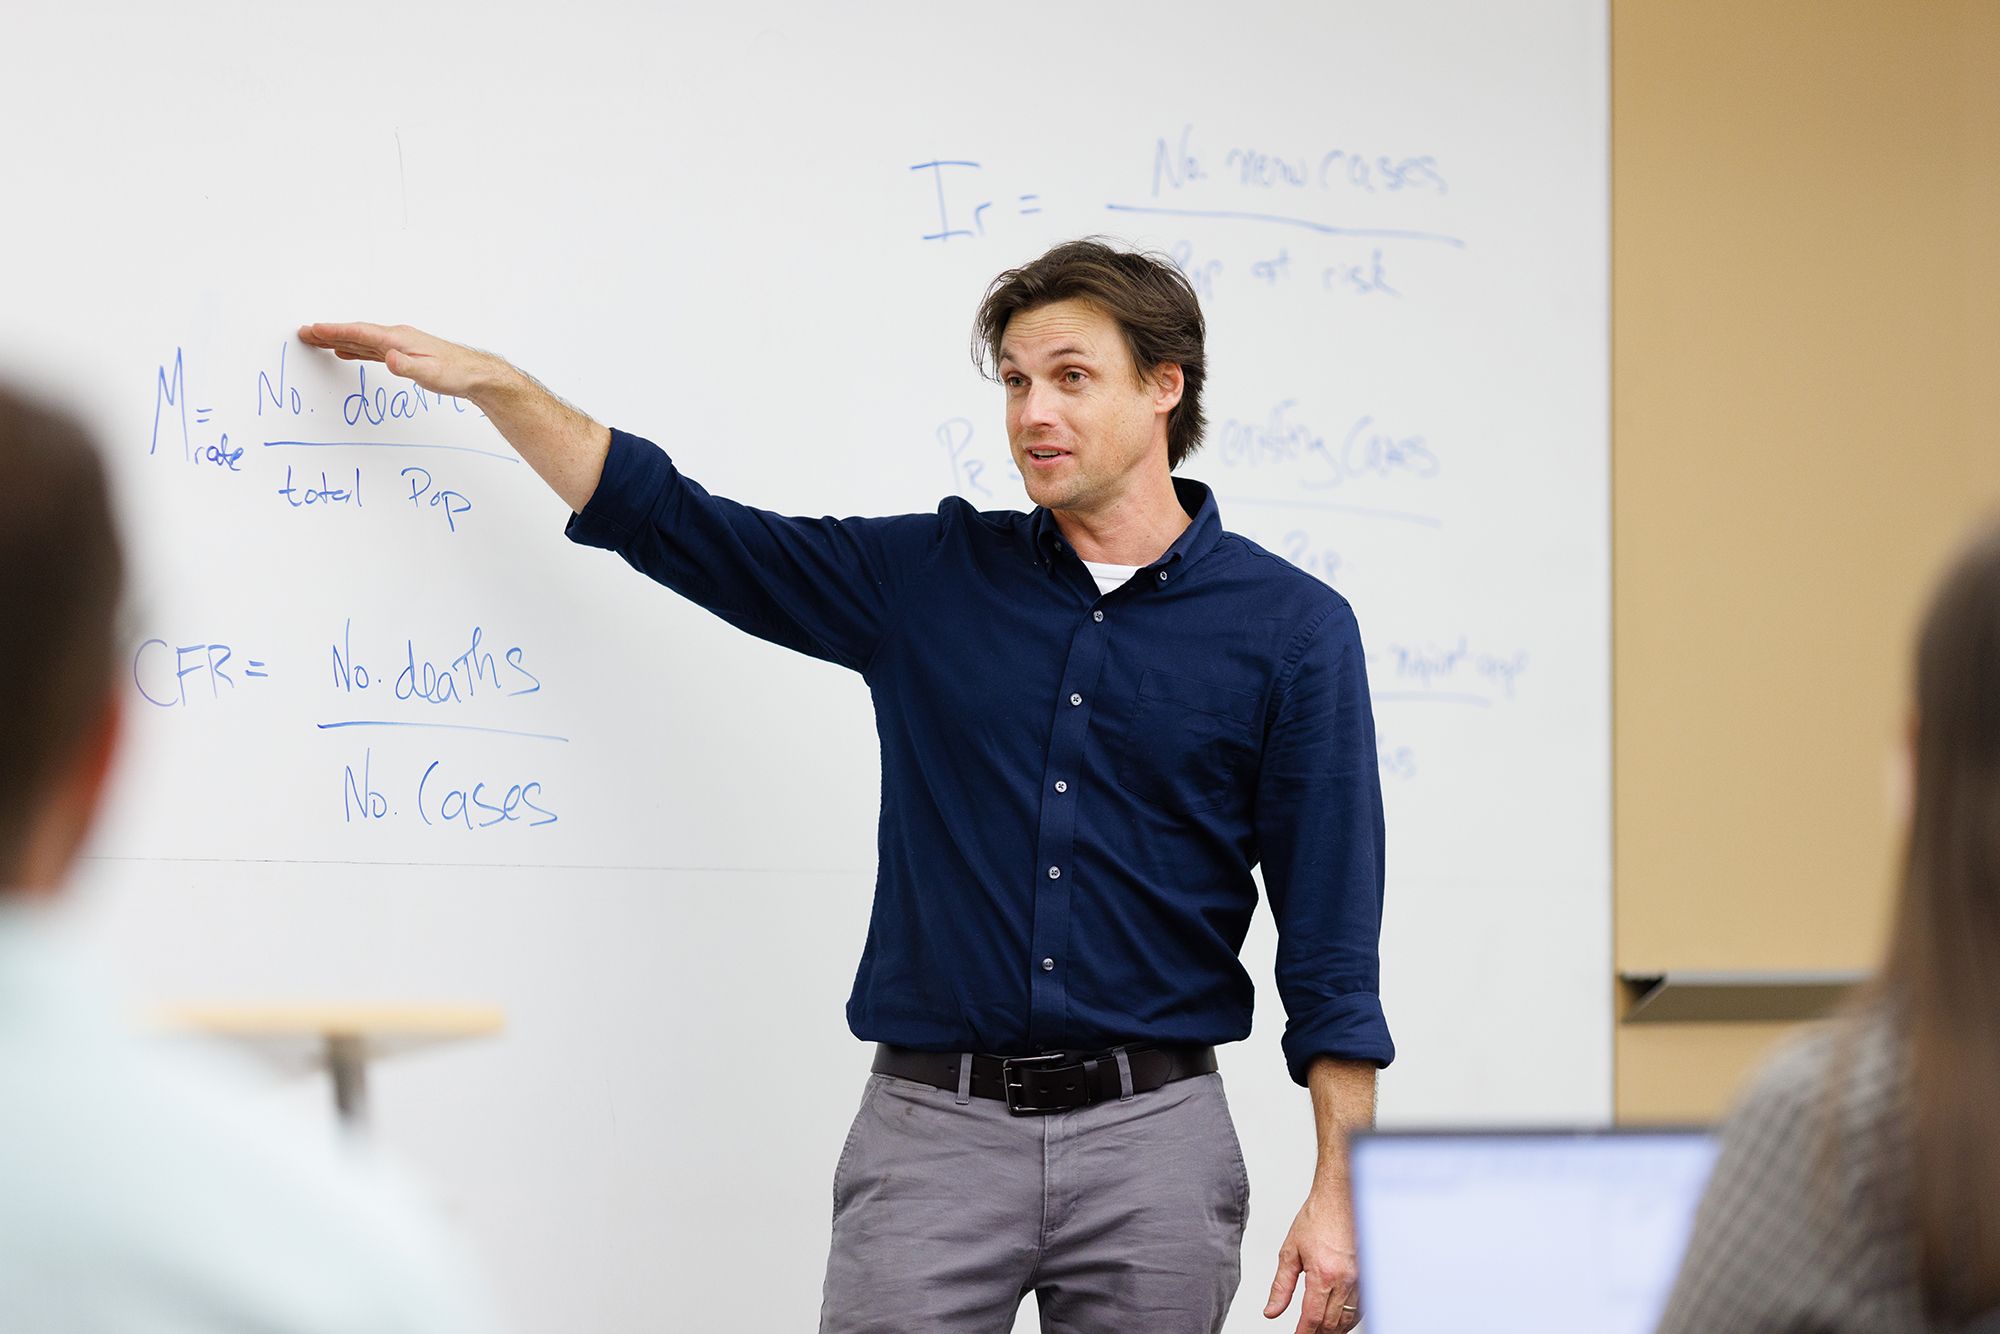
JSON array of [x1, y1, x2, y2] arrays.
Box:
[[1024, 446, 1071, 467]]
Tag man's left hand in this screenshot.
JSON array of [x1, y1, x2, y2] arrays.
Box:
[[1263, 1183, 1361, 1333]]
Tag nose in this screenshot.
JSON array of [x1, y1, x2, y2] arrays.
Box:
[[1016, 381, 1061, 432]]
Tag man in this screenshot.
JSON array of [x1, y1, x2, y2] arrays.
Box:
[[0, 384, 499, 1332], [302, 238, 1390, 1334]]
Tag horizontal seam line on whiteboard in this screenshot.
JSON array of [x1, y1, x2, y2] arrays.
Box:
[[80, 856, 873, 874]]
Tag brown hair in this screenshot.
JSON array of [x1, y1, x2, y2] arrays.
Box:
[[1863, 517, 2000, 1319], [0, 385, 125, 879], [972, 238, 1208, 470]]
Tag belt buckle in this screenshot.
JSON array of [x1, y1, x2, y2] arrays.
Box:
[[1002, 1052, 1072, 1116]]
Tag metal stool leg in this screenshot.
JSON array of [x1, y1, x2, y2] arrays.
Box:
[[328, 1034, 368, 1128]]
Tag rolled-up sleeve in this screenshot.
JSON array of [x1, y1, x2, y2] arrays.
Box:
[[1253, 600, 1393, 1084], [565, 428, 945, 672]]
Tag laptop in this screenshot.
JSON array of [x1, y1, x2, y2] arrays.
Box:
[[1348, 1128, 1718, 1333]]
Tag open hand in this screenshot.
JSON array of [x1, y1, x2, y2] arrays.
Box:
[[297, 322, 503, 400], [1264, 1186, 1362, 1333]]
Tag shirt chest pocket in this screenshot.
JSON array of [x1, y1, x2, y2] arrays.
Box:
[[1113, 669, 1261, 814]]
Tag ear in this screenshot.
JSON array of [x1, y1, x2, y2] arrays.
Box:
[[75, 691, 124, 817], [1888, 708, 1918, 832], [1150, 362, 1185, 415], [13, 691, 124, 895]]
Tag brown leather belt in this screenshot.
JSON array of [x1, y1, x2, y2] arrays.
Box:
[[872, 1042, 1217, 1115]]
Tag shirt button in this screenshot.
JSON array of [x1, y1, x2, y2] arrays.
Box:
[[1157, 570, 1168, 582], [1041, 957, 1055, 972], [1054, 780, 1068, 793], [1092, 610, 1104, 622], [1069, 692, 1082, 706], [1048, 866, 1061, 879]]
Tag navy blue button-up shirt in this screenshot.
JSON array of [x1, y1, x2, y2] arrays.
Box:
[[567, 429, 1392, 1083]]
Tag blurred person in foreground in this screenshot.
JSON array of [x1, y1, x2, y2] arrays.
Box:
[[1657, 519, 2000, 1333], [0, 383, 499, 1332]]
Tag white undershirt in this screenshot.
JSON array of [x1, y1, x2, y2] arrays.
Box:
[[1078, 558, 1141, 598]]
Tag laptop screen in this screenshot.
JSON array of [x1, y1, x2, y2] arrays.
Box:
[[1349, 1129, 1718, 1334]]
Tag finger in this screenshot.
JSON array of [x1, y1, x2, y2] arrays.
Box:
[[300, 326, 408, 364], [383, 347, 434, 378], [325, 340, 399, 362], [1264, 1246, 1302, 1318], [298, 321, 394, 350], [1293, 1272, 1328, 1334], [1311, 1267, 1350, 1334], [1330, 1289, 1358, 1332], [298, 323, 360, 349]]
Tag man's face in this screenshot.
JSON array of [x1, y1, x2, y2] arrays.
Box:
[[998, 299, 1177, 515]]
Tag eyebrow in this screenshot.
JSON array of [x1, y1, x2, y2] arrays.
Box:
[[998, 343, 1097, 366]]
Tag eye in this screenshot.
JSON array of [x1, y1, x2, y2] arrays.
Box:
[[1003, 372, 1026, 389], [1063, 369, 1086, 385]]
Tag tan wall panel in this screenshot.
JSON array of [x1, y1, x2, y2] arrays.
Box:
[[1612, 1, 2000, 1116], [1617, 1021, 1802, 1124], [1969, 3, 2000, 458]]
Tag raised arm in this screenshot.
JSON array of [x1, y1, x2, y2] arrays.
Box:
[[297, 322, 609, 512], [300, 322, 946, 674]]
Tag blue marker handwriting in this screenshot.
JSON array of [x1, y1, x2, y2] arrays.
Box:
[[151, 348, 246, 472], [1275, 530, 1342, 583], [910, 159, 1046, 243], [342, 362, 473, 427], [1327, 415, 1438, 485], [936, 418, 1018, 503], [149, 345, 511, 495], [1118, 126, 1463, 252], [938, 418, 990, 499], [330, 620, 542, 704], [1323, 249, 1399, 296], [1152, 124, 1449, 199], [1373, 637, 1529, 702], [256, 340, 477, 426], [417, 759, 557, 829], [1168, 240, 1223, 299], [1249, 248, 1292, 285], [340, 750, 558, 829], [256, 340, 304, 417], [342, 748, 391, 822], [1377, 741, 1418, 781], [1166, 239, 1396, 301], [133, 638, 271, 708], [277, 464, 361, 509], [1215, 404, 1439, 489], [400, 466, 472, 532]]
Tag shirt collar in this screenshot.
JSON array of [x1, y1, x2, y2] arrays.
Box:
[[1029, 477, 1223, 575]]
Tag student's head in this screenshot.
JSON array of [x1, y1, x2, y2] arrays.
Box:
[[0, 385, 125, 893], [1878, 515, 2000, 1318], [1903, 520, 2000, 896], [973, 240, 1206, 511]]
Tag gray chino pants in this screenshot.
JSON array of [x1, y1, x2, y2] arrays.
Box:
[[818, 1067, 1250, 1333]]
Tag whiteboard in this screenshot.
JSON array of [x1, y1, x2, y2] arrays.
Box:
[[0, 3, 1607, 1329]]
